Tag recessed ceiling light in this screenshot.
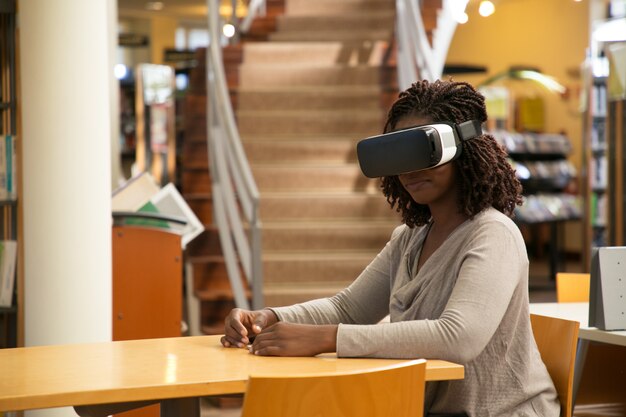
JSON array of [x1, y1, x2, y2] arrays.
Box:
[[478, 0, 495, 17], [145, 1, 164, 11]]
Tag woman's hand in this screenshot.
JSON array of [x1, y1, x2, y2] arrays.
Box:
[[221, 308, 278, 348], [250, 322, 338, 357]]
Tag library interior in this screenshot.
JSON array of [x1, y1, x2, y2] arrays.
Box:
[[1, 0, 626, 417]]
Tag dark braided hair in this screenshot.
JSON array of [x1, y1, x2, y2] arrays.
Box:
[[381, 79, 523, 227]]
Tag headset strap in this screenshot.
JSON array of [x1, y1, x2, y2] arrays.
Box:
[[456, 120, 483, 141]]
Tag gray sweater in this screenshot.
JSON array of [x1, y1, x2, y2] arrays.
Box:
[[271, 208, 560, 417]]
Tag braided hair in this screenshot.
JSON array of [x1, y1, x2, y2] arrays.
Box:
[[381, 79, 523, 227]]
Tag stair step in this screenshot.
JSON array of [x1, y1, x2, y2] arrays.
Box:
[[276, 12, 395, 32], [269, 30, 393, 43], [184, 190, 399, 224], [185, 137, 364, 167], [239, 65, 382, 87], [188, 220, 399, 255], [258, 191, 398, 221], [263, 282, 354, 307], [285, 0, 395, 15], [242, 138, 359, 162], [236, 109, 384, 135], [241, 41, 387, 66], [237, 87, 381, 111], [262, 220, 399, 251], [189, 251, 381, 294], [251, 163, 378, 192]]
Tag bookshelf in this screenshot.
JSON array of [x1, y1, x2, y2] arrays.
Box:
[[607, 98, 626, 245], [0, 0, 17, 349], [491, 130, 581, 281], [581, 55, 610, 270]]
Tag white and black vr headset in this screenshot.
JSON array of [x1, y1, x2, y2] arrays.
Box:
[[356, 120, 483, 178]]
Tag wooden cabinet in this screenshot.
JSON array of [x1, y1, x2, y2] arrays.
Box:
[[112, 225, 182, 341]]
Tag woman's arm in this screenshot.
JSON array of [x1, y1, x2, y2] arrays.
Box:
[[270, 225, 407, 326], [248, 226, 408, 356], [335, 221, 527, 363]]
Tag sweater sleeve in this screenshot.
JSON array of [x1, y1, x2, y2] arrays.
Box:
[[270, 225, 407, 326], [335, 221, 528, 363]]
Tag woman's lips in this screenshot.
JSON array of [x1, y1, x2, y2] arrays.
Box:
[[402, 178, 429, 191]]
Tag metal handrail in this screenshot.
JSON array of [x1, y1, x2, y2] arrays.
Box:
[[395, 0, 467, 87], [240, 0, 267, 33], [205, 0, 264, 310]]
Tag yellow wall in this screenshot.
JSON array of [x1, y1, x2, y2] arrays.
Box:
[[446, 0, 590, 253], [150, 16, 178, 64]]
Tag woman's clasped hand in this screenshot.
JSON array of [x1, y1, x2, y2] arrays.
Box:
[[221, 308, 338, 357]]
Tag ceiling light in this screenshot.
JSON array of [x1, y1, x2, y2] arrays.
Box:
[[222, 23, 236, 38], [114, 64, 128, 80], [145, 2, 164, 11], [456, 12, 469, 24], [478, 1, 495, 17]]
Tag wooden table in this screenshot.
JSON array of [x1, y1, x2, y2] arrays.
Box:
[[530, 302, 626, 410], [529, 302, 626, 347], [0, 335, 464, 415]]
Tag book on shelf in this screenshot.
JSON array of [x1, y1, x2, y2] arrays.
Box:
[[0, 135, 17, 201], [0, 240, 17, 308]]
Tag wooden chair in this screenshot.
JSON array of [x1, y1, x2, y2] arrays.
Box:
[[530, 314, 580, 417], [555, 272, 590, 303], [240, 359, 427, 417]]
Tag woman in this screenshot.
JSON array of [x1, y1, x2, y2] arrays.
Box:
[[221, 80, 560, 416]]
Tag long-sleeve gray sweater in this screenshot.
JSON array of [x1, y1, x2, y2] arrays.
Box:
[[271, 208, 560, 417]]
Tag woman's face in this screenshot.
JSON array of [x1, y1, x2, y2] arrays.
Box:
[[395, 116, 459, 207]]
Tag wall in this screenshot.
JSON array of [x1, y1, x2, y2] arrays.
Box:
[[446, 0, 590, 253]]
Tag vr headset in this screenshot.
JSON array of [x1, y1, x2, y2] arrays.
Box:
[[356, 120, 483, 178]]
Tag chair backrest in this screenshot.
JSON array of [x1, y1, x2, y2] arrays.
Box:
[[240, 359, 426, 417], [555, 272, 590, 303], [530, 314, 580, 417]]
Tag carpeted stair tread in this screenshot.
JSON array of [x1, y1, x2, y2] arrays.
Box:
[[242, 138, 359, 162], [285, 0, 394, 15], [276, 12, 396, 32], [236, 88, 381, 111], [239, 66, 382, 87], [269, 30, 393, 43], [241, 41, 387, 66]]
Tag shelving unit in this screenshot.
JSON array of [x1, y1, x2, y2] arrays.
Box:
[[581, 55, 610, 270], [0, 0, 17, 349], [492, 130, 582, 282], [606, 98, 625, 244]]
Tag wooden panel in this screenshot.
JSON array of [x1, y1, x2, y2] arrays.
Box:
[[241, 360, 426, 417], [530, 314, 579, 417], [112, 226, 182, 341]]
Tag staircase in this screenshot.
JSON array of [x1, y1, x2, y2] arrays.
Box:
[[184, 0, 441, 331]]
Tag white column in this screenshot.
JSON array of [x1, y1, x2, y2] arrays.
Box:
[[20, 0, 116, 414]]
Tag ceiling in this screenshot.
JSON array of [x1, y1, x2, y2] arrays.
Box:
[[118, 0, 208, 20]]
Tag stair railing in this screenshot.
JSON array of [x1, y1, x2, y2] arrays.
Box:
[[205, 0, 264, 310], [395, 0, 468, 87], [240, 0, 266, 33]]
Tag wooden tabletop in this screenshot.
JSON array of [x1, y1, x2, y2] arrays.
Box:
[[0, 335, 464, 412]]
